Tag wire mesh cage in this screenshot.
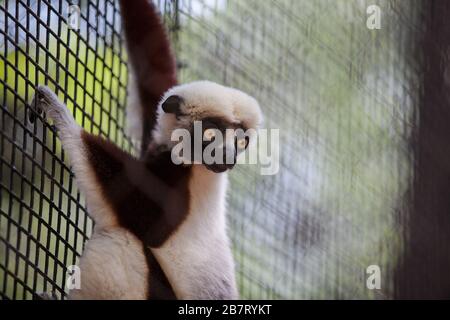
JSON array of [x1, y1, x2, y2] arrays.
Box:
[[0, 0, 130, 299], [167, 0, 423, 299], [1, 0, 450, 300]]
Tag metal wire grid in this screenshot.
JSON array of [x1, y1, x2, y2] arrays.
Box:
[[0, 0, 425, 300], [172, 0, 420, 299], [0, 0, 129, 299]]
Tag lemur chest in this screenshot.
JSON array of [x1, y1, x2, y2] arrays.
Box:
[[157, 167, 228, 259], [151, 168, 237, 299]]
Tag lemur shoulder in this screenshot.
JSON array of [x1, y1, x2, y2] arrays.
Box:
[[29, 0, 262, 300]]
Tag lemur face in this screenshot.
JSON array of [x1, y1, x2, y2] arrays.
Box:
[[153, 81, 263, 173]]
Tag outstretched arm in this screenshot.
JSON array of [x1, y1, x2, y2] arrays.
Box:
[[30, 86, 190, 247], [119, 0, 178, 153], [30, 86, 116, 229]]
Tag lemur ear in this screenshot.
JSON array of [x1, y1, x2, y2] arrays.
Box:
[[162, 95, 183, 115]]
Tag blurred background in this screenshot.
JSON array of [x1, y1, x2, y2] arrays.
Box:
[[1, 0, 449, 299]]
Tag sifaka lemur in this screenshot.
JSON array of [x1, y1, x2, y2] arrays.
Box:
[[29, 0, 262, 299]]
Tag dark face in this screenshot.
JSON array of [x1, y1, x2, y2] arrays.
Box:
[[161, 95, 250, 173], [191, 117, 250, 173]]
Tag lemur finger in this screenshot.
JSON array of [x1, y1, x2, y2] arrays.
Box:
[[29, 86, 57, 123], [34, 85, 64, 112], [28, 105, 37, 123], [28, 90, 44, 123], [30, 86, 77, 131]]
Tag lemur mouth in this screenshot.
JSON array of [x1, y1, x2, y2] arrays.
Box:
[[205, 163, 235, 173]]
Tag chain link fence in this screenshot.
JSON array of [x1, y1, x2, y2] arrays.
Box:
[[1, 0, 449, 299]]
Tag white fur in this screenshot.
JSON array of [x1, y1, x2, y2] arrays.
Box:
[[69, 228, 148, 300], [34, 81, 262, 300], [152, 165, 237, 299], [35, 86, 118, 229], [149, 81, 262, 299], [34, 87, 148, 300], [152, 81, 263, 147]]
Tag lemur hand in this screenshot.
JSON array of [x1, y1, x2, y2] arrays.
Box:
[[29, 86, 79, 136]]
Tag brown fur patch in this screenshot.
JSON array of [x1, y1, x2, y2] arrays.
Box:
[[81, 131, 192, 299], [119, 0, 178, 152]]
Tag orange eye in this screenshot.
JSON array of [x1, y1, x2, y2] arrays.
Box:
[[203, 128, 216, 141], [237, 138, 247, 149]]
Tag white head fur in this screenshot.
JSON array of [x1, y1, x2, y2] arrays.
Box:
[[152, 81, 263, 150]]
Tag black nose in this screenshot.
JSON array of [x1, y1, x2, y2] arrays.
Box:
[[224, 163, 235, 169], [206, 162, 234, 173]]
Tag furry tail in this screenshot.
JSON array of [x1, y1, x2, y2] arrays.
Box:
[[119, 0, 178, 155]]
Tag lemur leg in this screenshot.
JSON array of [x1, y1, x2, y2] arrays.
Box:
[[30, 86, 118, 229]]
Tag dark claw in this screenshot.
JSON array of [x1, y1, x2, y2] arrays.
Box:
[[28, 104, 36, 123], [28, 89, 44, 123]]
